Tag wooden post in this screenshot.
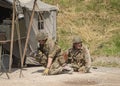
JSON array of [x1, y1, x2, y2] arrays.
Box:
[[9, 0, 16, 72], [20, 0, 37, 77], [15, 14, 24, 77], [0, 45, 2, 71], [15, 3, 23, 71]]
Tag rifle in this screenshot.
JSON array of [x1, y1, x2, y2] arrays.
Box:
[[68, 49, 81, 63]]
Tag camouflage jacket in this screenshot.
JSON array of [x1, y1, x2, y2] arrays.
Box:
[[66, 45, 91, 70], [37, 38, 62, 62]]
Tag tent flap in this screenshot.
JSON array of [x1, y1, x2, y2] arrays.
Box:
[[0, 0, 12, 8], [4, 0, 58, 11]]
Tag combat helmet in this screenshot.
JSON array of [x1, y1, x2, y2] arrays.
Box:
[[72, 36, 82, 44], [36, 31, 48, 41]]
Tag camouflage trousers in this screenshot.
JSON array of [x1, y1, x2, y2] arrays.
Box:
[[35, 55, 47, 67], [49, 63, 73, 75], [48, 56, 73, 75], [70, 63, 90, 73]]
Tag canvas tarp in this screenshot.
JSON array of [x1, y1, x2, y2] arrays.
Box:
[[0, 0, 12, 8], [0, 0, 58, 66], [5, 0, 59, 11]]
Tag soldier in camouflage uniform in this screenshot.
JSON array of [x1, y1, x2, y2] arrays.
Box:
[[65, 36, 91, 73], [34, 32, 73, 75]]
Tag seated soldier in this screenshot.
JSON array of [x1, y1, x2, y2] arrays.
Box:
[[65, 36, 91, 73], [32, 31, 73, 75]]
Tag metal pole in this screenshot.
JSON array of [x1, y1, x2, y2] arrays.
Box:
[[20, 0, 37, 77], [9, 0, 16, 72]]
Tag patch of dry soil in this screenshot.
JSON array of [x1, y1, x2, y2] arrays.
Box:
[[0, 67, 120, 86]]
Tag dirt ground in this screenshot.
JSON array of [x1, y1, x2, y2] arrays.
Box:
[[0, 66, 120, 86]]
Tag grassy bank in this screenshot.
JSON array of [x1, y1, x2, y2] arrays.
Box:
[[42, 0, 120, 56], [92, 56, 120, 67]]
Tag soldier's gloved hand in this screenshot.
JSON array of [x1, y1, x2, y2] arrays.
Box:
[[38, 50, 42, 55], [42, 68, 49, 75]]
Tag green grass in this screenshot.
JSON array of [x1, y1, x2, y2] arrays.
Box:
[[93, 33, 120, 56], [42, 0, 120, 56], [92, 57, 120, 67], [42, 0, 120, 12], [57, 28, 72, 51], [74, 0, 120, 13], [93, 61, 120, 67]]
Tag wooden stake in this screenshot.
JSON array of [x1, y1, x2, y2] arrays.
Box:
[[15, 9, 24, 77], [9, 0, 16, 72], [20, 0, 37, 77]]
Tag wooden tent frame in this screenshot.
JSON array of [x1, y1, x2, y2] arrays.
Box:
[[20, 0, 37, 77], [0, 0, 37, 78]]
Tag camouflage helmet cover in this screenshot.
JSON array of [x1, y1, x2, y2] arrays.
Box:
[[36, 31, 48, 41], [72, 36, 82, 43]]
